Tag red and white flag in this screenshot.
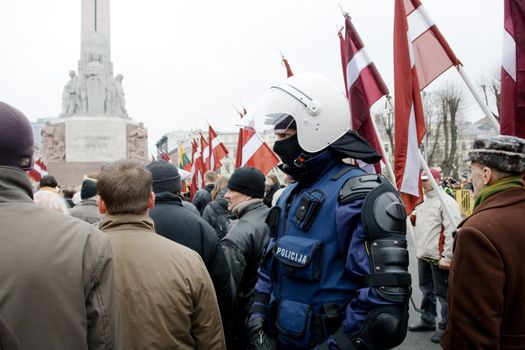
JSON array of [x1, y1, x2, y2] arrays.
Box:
[[501, 0, 525, 138], [235, 127, 280, 176], [208, 125, 229, 171], [394, 0, 427, 213], [27, 158, 48, 182], [403, 0, 461, 90], [200, 132, 210, 174], [339, 15, 389, 173], [190, 139, 203, 197]]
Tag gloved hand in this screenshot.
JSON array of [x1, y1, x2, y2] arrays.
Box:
[[246, 316, 275, 350]]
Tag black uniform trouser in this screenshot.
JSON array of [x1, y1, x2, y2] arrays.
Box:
[[417, 258, 448, 330]]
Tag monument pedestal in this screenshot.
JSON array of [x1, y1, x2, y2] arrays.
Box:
[[42, 116, 147, 186]]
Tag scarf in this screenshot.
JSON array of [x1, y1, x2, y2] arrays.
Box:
[[474, 176, 524, 208]]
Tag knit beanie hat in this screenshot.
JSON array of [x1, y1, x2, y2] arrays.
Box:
[[0, 101, 34, 170], [468, 135, 525, 174], [146, 160, 181, 194], [228, 167, 265, 198], [420, 167, 441, 181], [81, 178, 97, 200]]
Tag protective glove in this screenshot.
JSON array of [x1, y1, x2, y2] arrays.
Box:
[[246, 316, 276, 350]]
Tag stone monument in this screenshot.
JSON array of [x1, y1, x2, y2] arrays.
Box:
[[42, 0, 148, 186]]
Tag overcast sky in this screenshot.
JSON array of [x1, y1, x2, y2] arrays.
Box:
[[0, 0, 503, 154]]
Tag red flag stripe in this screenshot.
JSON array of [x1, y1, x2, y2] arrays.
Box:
[[344, 16, 389, 103], [500, 0, 525, 138], [404, 0, 461, 90], [236, 127, 279, 176], [282, 57, 294, 77], [394, 0, 427, 213], [339, 16, 388, 173], [209, 125, 229, 171]]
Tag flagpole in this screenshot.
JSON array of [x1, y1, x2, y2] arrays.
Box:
[[374, 96, 397, 183], [455, 65, 500, 131]]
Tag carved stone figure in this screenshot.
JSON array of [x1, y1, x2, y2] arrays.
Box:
[[41, 122, 66, 161], [85, 54, 107, 114], [127, 123, 147, 161], [113, 74, 128, 118], [62, 70, 79, 115]]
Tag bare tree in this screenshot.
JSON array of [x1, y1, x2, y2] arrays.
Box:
[[438, 83, 463, 178], [479, 69, 501, 121], [422, 91, 444, 165]]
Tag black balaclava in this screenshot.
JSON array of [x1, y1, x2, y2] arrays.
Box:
[[273, 133, 309, 176]]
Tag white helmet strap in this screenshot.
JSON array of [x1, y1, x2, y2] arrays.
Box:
[[271, 83, 321, 116]]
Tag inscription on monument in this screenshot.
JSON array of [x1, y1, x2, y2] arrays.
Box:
[[65, 117, 126, 162]]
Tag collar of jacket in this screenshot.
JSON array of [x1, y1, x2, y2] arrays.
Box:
[[80, 198, 98, 206], [292, 150, 341, 184], [232, 198, 264, 216], [0, 166, 34, 203], [458, 187, 525, 229], [99, 214, 155, 233], [153, 191, 184, 206]]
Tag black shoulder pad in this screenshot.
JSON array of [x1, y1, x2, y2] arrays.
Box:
[[362, 176, 407, 240], [339, 174, 383, 204]]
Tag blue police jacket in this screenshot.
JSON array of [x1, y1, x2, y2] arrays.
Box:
[[252, 150, 397, 349]]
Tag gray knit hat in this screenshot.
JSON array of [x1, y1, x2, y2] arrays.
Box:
[[468, 135, 525, 174], [0, 102, 34, 170], [146, 160, 181, 194]]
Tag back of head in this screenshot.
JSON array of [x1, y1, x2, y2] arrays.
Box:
[[97, 160, 152, 215], [211, 176, 229, 200], [0, 101, 34, 170], [40, 175, 58, 189], [146, 160, 181, 194], [228, 167, 265, 198], [204, 170, 219, 184]]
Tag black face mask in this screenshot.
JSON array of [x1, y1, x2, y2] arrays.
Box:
[[273, 134, 305, 174]]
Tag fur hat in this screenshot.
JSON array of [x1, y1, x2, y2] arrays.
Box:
[[468, 135, 525, 174], [228, 167, 265, 198], [146, 160, 181, 194], [0, 102, 34, 170]]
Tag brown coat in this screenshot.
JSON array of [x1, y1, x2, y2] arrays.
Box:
[[442, 187, 525, 350], [99, 215, 226, 350], [0, 167, 122, 350]]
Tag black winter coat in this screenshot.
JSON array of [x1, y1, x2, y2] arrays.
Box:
[[149, 192, 235, 345], [192, 184, 214, 214], [202, 188, 230, 239]]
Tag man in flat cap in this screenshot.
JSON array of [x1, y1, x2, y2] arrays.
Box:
[[442, 135, 525, 349]]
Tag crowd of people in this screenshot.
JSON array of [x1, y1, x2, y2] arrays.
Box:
[[1, 72, 525, 350]]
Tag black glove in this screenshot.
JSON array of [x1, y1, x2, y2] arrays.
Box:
[[246, 316, 275, 350]]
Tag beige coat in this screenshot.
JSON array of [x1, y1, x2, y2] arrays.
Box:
[[99, 214, 226, 350], [0, 166, 121, 350], [413, 188, 461, 263]]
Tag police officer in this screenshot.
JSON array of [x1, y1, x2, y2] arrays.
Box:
[[244, 73, 411, 349]]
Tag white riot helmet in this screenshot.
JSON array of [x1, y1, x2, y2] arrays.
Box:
[[245, 73, 351, 153]]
